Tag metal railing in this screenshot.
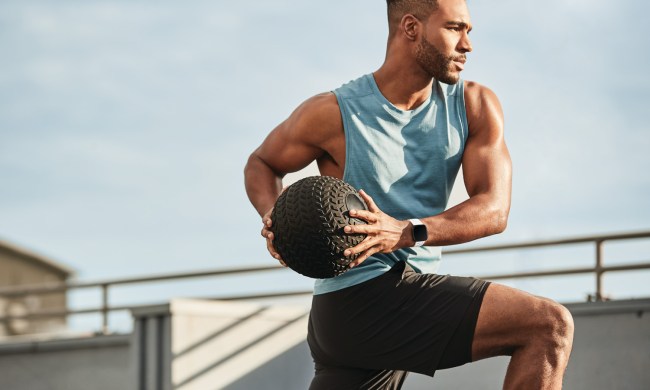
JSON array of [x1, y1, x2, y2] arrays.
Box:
[[1, 230, 649, 334]]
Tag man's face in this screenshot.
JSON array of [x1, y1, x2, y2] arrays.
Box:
[[414, 0, 472, 84]]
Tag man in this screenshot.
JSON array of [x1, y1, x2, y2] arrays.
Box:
[[244, 0, 574, 388]]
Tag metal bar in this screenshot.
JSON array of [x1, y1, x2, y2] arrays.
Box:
[[3, 260, 650, 322], [444, 231, 650, 255], [0, 306, 133, 320], [1, 231, 649, 330], [1, 231, 648, 297], [2, 231, 649, 297], [601, 262, 650, 273], [0, 264, 286, 296], [216, 290, 314, 301], [469, 262, 650, 281], [478, 266, 596, 281], [95, 265, 285, 287], [101, 284, 109, 334], [596, 240, 605, 301]]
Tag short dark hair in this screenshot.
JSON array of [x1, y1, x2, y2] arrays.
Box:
[[386, 0, 439, 21]]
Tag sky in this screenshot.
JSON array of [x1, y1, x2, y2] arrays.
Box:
[[1, 0, 649, 330]]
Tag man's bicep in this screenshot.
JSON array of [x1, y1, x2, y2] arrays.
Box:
[[462, 134, 512, 199], [462, 83, 512, 199]]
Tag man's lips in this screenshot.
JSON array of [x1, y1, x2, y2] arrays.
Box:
[[453, 57, 466, 71]]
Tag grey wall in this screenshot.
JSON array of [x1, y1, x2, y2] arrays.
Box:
[[0, 298, 647, 390], [224, 342, 314, 390], [131, 299, 312, 390], [0, 335, 130, 390], [563, 303, 650, 390]]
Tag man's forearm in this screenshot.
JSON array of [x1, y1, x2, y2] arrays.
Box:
[[419, 193, 509, 247], [244, 153, 283, 217]]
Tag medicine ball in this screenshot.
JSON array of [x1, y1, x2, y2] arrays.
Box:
[[270, 176, 368, 278]]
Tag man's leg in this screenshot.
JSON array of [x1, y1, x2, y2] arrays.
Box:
[[472, 284, 574, 389]]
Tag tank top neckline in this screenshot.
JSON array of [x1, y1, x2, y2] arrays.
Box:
[[366, 73, 434, 118]]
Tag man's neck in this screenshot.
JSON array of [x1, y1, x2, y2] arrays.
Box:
[[373, 62, 433, 111]]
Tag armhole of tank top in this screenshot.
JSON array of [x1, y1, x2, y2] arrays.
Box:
[[458, 81, 469, 147], [333, 90, 353, 183]]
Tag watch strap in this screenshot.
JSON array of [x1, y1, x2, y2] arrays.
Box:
[[408, 218, 427, 247]]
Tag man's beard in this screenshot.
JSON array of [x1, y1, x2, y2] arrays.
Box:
[[415, 35, 464, 85]]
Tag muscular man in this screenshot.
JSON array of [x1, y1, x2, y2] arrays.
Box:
[[244, 0, 574, 388]]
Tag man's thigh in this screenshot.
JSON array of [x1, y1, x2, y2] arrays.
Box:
[[471, 283, 569, 360]]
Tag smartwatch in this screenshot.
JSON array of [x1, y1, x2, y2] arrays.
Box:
[[409, 218, 427, 247]]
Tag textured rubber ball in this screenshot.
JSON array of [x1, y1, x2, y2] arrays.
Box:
[[270, 176, 368, 278]]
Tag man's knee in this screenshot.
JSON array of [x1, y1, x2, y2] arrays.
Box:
[[534, 300, 574, 359]]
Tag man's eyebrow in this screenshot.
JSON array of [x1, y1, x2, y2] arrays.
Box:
[[446, 21, 472, 32]]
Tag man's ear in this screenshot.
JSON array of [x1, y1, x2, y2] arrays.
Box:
[[401, 14, 420, 41]]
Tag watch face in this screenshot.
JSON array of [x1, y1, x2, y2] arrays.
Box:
[[413, 223, 427, 242]]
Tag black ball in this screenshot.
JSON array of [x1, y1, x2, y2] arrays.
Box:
[[270, 176, 368, 278]]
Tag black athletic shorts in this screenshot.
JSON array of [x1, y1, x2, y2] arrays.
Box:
[[307, 261, 490, 390]]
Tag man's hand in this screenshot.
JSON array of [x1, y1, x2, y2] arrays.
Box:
[[342, 190, 411, 268], [261, 208, 287, 267]]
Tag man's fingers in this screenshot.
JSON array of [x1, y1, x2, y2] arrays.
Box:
[[344, 236, 378, 257], [262, 207, 274, 226], [266, 237, 276, 256], [266, 238, 285, 264], [263, 232, 279, 259], [349, 247, 380, 268], [261, 216, 273, 239], [348, 209, 378, 223], [260, 213, 284, 266], [344, 224, 376, 235]]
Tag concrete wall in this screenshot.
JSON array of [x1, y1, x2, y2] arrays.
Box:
[[0, 334, 130, 390], [0, 298, 647, 389], [131, 299, 311, 390]]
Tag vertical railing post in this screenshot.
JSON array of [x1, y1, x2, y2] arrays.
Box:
[[595, 240, 605, 301], [101, 284, 109, 334]]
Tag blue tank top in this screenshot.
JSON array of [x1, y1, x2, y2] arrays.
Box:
[[313, 73, 468, 295]]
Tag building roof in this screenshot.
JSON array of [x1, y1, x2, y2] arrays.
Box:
[[0, 239, 75, 278]]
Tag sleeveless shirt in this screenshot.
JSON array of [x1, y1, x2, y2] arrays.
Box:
[[313, 73, 468, 295]]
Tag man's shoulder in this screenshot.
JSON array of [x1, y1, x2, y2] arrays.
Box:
[[298, 92, 340, 123], [463, 80, 500, 106], [284, 92, 342, 146], [462, 80, 504, 135], [287, 74, 372, 139]]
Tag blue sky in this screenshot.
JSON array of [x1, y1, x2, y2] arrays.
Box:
[[1, 0, 649, 322]]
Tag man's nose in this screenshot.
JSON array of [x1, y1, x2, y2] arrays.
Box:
[[458, 31, 473, 53]]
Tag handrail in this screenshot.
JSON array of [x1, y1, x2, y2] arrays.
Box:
[[0, 264, 283, 297], [1, 230, 649, 334], [443, 230, 650, 254]]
